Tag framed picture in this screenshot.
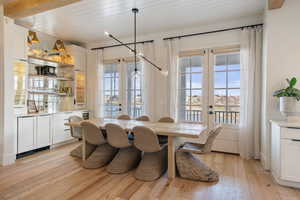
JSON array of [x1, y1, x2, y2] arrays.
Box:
[[27, 100, 38, 114]]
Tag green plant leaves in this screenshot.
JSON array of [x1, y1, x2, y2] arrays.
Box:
[[274, 77, 300, 101]]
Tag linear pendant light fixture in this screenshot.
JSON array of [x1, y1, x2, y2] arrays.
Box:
[[104, 8, 168, 77]]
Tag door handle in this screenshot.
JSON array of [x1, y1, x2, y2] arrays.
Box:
[[208, 111, 214, 115]]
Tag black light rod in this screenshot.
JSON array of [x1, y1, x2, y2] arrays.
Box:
[[105, 33, 163, 72], [91, 40, 154, 50], [139, 55, 162, 71], [163, 23, 263, 41]]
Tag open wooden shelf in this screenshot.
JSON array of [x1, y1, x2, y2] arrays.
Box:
[[28, 55, 74, 68]]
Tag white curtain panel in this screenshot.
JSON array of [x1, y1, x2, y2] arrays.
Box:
[[166, 39, 180, 120], [239, 27, 263, 159], [142, 43, 156, 119], [94, 49, 104, 118]]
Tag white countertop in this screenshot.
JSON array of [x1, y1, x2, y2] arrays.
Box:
[[15, 109, 89, 117], [270, 120, 300, 128]]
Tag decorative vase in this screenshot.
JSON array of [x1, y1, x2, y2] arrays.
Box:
[[280, 97, 300, 122]]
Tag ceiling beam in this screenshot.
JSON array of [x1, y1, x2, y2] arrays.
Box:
[[4, 0, 81, 19], [269, 0, 285, 10]]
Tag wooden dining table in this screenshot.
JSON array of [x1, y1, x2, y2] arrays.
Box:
[[65, 118, 208, 179]]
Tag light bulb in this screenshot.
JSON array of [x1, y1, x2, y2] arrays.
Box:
[[131, 69, 141, 79], [104, 31, 110, 37], [160, 70, 168, 77], [138, 52, 144, 57]]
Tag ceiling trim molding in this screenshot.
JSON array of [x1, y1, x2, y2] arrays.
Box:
[[268, 0, 285, 10], [3, 0, 81, 19]]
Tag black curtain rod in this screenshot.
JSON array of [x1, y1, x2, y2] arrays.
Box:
[[163, 23, 263, 41], [91, 40, 154, 50]]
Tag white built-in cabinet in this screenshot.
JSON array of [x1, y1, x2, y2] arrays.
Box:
[[66, 45, 86, 72], [271, 121, 300, 189], [17, 111, 86, 154], [17, 115, 51, 154]]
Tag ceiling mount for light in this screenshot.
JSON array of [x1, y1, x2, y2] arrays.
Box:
[[104, 8, 168, 77]]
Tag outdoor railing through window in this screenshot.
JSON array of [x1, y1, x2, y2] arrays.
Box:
[[185, 110, 240, 125]]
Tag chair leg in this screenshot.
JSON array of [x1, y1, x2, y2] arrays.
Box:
[[106, 146, 141, 174], [83, 143, 118, 169], [176, 151, 219, 182], [134, 147, 168, 181], [70, 142, 96, 159]]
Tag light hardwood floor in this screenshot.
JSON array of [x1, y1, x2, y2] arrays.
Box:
[[0, 142, 300, 200]]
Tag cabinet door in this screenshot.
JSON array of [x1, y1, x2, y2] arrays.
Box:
[[53, 114, 66, 144], [18, 117, 35, 153], [13, 25, 27, 60], [36, 115, 51, 148], [281, 139, 300, 182]]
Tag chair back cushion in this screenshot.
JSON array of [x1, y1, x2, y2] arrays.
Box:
[[105, 123, 131, 148], [80, 120, 106, 145], [133, 126, 161, 152], [158, 117, 174, 123], [203, 126, 223, 153], [135, 115, 150, 121], [69, 116, 83, 139], [117, 115, 131, 120]]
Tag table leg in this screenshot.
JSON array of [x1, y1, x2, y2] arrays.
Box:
[[167, 136, 176, 179], [82, 128, 86, 161]]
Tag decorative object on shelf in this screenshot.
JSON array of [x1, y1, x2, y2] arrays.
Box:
[[35, 66, 57, 76], [28, 30, 40, 44], [52, 40, 66, 53], [104, 8, 168, 78], [273, 77, 300, 121], [27, 100, 38, 114]]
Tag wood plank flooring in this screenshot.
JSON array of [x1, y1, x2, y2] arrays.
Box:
[[0, 142, 300, 200]]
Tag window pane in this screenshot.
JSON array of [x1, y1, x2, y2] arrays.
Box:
[[191, 56, 202, 72], [228, 89, 240, 106], [191, 73, 202, 88], [191, 89, 202, 105], [214, 89, 226, 106], [228, 71, 240, 88], [215, 55, 226, 71], [180, 74, 190, 89], [214, 72, 226, 88]]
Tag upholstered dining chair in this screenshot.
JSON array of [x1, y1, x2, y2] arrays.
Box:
[[158, 117, 174, 123], [117, 114, 131, 120], [69, 116, 83, 139], [105, 123, 141, 174], [133, 126, 168, 181], [175, 126, 223, 182], [79, 121, 118, 169], [157, 117, 175, 144], [69, 116, 84, 158], [135, 115, 150, 121]]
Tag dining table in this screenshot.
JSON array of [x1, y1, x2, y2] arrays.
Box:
[[65, 118, 208, 179]]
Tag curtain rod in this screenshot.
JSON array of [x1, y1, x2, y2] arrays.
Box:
[[163, 23, 263, 41], [91, 40, 154, 50]]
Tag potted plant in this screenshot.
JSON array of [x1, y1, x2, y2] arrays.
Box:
[[273, 77, 300, 120]]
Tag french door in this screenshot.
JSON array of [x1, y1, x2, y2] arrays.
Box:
[[178, 47, 240, 153], [103, 59, 144, 119]]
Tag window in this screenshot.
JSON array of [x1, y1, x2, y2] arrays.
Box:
[[103, 63, 120, 118], [214, 53, 240, 125], [178, 56, 203, 122], [127, 61, 143, 118]]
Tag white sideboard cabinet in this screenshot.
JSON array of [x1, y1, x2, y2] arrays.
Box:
[[271, 121, 300, 188]]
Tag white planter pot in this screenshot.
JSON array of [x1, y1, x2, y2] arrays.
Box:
[[280, 97, 300, 121]]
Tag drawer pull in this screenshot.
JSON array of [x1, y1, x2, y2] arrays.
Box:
[[64, 129, 70, 131], [292, 139, 300, 142], [286, 127, 300, 129]]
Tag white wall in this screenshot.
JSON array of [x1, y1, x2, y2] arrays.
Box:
[[86, 15, 262, 120], [261, 0, 300, 169]]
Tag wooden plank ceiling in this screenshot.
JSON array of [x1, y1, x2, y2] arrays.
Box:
[[3, 0, 81, 18], [269, 0, 285, 10]]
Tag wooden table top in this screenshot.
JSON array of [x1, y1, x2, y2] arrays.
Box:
[[65, 118, 207, 139]]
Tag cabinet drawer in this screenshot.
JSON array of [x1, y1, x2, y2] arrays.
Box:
[[281, 139, 300, 182], [281, 127, 300, 140]]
